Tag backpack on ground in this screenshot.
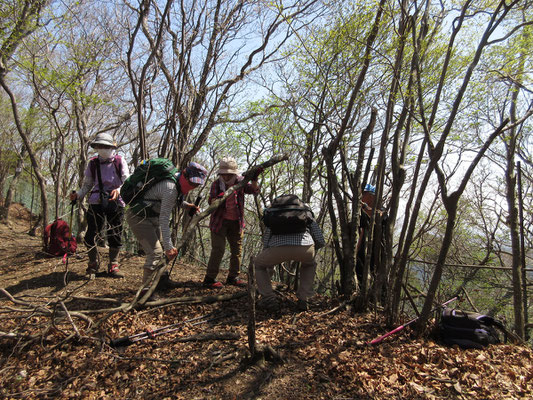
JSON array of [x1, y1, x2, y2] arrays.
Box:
[[439, 308, 505, 349], [120, 158, 179, 213], [262, 194, 314, 234], [44, 219, 77, 256]]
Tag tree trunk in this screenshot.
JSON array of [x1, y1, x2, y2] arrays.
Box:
[[1, 148, 26, 223], [0, 78, 49, 245], [506, 77, 526, 339], [415, 120, 508, 334]]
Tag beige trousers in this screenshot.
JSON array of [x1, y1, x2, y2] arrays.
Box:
[[254, 245, 316, 301], [125, 210, 164, 272], [206, 220, 242, 280]]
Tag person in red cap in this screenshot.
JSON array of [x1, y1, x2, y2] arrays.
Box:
[[126, 161, 207, 294], [203, 157, 260, 288]]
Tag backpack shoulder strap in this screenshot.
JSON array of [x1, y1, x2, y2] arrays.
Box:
[[113, 155, 123, 183], [88, 156, 99, 179], [89, 155, 123, 183], [94, 158, 106, 198], [175, 172, 183, 197]]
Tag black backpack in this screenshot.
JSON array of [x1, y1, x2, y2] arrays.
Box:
[[440, 309, 505, 349], [263, 194, 314, 234]]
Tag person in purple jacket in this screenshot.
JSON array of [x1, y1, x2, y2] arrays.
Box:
[[70, 133, 130, 278]]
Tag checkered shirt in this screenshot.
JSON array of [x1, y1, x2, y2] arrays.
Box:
[[262, 220, 326, 249]]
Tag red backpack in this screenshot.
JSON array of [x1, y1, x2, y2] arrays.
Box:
[[44, 219, 77, 256]]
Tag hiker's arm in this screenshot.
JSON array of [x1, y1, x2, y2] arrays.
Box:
[[109, 189, 120, 201], [207, 180, 221, 205], [165, 248, 178, 260], [75, 166, 95, 200], [262, 227, 272, 248], [182, 201, 200, 215], [158, 183, 179, 252], [119, 156, 130, 183], [309, 221, 326, 250], [244, 174, 260, 194], [110, 158, 130, 201], [246, 179, 260, 194]]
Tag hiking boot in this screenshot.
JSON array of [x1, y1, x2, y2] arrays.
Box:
[[257, 297, 280, 312], [203, 277, 223, 289], [86, 262, 99, 278], [157, 273, 180, 290], [296, 299, 309, 312], [107, 264, 125, 278], [226, 277, 247, 287]]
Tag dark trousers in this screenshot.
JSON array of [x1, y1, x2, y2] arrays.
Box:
[[85, 204, 124, 250]]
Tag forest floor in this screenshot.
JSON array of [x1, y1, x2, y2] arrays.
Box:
[[1, 203, 532, 400]]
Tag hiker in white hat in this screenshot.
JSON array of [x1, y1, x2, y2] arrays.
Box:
[[203, 157, 261, 288], [69, 132, 130, 278]]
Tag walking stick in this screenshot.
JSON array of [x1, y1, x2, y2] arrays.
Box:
[[368, 297, 459, 345], [68, 192, 76, 234], [109, 311, 226, 347]]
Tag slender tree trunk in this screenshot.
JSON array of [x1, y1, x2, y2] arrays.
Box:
[[390, 0, 513, 325], [1, 148, 26, 223], [517, 162, 528, 337], [506, 87, 525, 340], [0, 0, 49, 224], [0, 78, 49, 245], [415, 120, 508, 334], [365, 0, 412, 307]]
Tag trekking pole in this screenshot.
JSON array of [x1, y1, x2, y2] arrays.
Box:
[[109, 312, 226, 348], [368, 296, 459, 345], [62, 193, 77, 264], [68, 192, 77, 236]]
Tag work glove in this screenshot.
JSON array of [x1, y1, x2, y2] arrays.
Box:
[[251, 167, 264, 181], [165, 248, 178, 261]]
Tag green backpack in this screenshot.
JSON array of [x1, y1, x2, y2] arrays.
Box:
[[120, 158, 179, 214]]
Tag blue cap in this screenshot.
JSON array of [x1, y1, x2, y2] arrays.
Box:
[[185, 162, 207, 185], [364, 184, 376, 193]]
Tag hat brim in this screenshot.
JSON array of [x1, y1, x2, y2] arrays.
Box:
[[188, 176, 205, 185], [90, 141, 117, 149]]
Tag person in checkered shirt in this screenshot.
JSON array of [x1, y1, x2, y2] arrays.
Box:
[[255, 196, 326, 312]]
